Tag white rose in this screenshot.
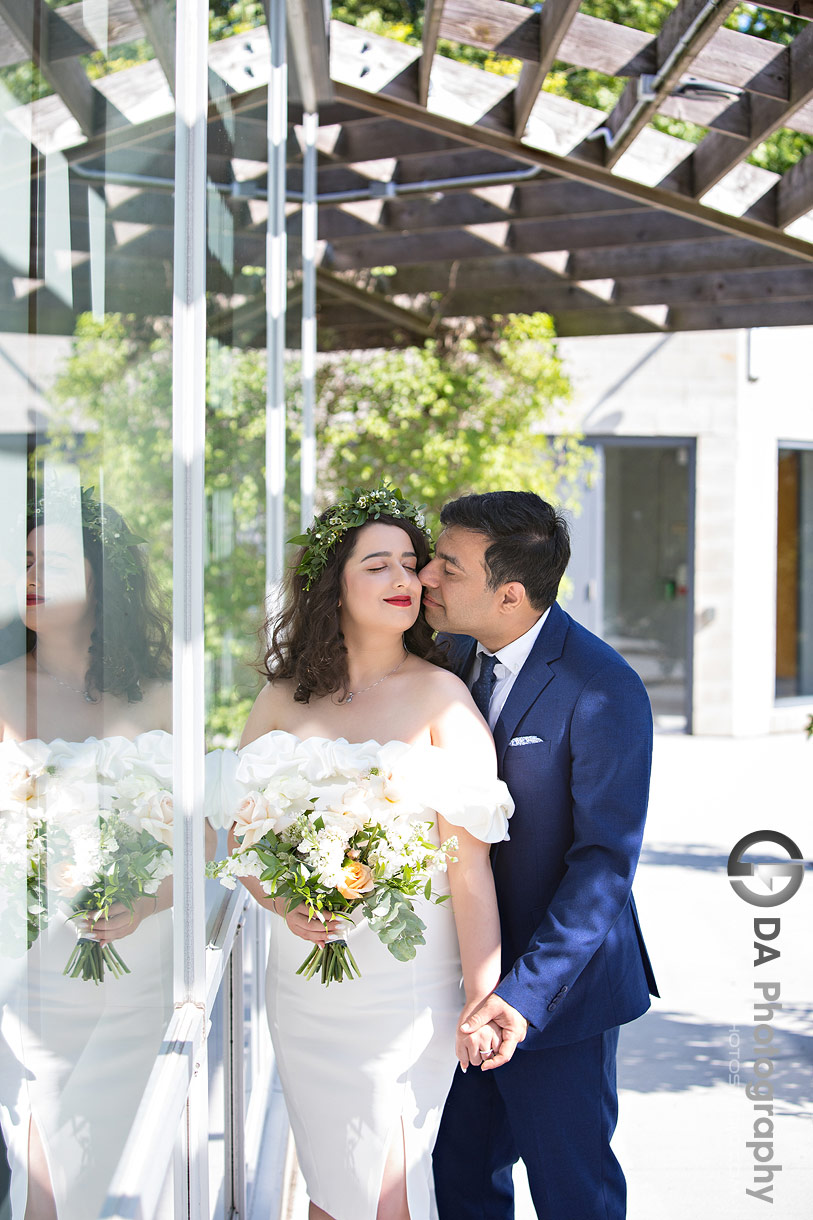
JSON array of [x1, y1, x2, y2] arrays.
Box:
[[232, 791, 275, 848], [140, 791, 174, 847]]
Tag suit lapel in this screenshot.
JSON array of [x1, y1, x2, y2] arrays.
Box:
[[440, 633, 477, 682], [493, 602, 569, 769]]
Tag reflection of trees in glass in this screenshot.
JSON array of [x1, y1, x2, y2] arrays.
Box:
[[47, 311, 586, 741]]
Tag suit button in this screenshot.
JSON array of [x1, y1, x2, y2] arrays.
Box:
[[547, 985, 568, 1012]]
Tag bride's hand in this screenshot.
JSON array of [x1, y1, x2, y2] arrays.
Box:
[[455, 1018, 501, 1072], [281, 902, 340, 945], [82, 896, 157, 945]]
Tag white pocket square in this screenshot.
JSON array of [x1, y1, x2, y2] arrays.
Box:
[[509, 735, 544, 747]]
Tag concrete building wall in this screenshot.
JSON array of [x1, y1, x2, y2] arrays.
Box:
[[555, 328, 813, 737]]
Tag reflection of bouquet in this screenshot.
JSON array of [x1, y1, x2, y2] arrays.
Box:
[[207, 737, 455, 985], [0, 739, 50, 956], [0, 734, 174, 982]]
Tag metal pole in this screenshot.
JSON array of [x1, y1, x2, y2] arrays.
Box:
[[300, 110, 317, 529], [171, 0, 208, 1214], [223, 926, 247, 1219], [266, 0, 288, 597]]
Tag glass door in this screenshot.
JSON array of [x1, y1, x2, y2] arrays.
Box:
[[564, 440, 694, 730]]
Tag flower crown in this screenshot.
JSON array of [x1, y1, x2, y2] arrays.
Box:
[[290, 483, 433, 591], [31, 485, 147, 595]]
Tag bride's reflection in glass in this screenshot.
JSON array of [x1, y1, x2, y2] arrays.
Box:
[[0, 488, 179, 1220]]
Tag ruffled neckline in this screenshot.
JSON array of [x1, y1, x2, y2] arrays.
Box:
[[240, 728, 431, 754]]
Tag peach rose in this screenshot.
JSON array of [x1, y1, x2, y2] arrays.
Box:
[[336, 859, 375, 901]]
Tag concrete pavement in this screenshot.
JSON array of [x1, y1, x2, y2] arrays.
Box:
[[610, 731, 812, 1220]]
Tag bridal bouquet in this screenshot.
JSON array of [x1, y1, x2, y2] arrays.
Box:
[[207, 737, 455, 985], [0, 735, 174, 982]]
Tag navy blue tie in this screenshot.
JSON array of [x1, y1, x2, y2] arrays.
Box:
[[471, 652, 498, 722]]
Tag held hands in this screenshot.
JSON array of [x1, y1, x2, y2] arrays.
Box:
[[456, 1014, 502, 1072], [458, 994, 529, 1071]]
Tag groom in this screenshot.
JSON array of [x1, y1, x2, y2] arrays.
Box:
[[421, 490, 658, 1220]]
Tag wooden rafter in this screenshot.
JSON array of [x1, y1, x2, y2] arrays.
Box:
[[0, 0, 126, 138], [314, 178, 649, 243], [757, 0, 813, 17], [0, 0, 141, 70], [566, 236, 801, 280], [332, 78, 813, 264], [512, 0, 584, 137], [584, 0, 739, 169], [382, 242, 811, 300], [664, 20, 813, 200], [773, 148, 813, 227], [130, 0, 175, 95], [420, 0, 446, 107], [315, 267, 444, 337]]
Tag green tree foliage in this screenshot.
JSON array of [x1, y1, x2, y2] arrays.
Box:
[[316, 315, 584, 528], [45, 311, 585, 741]]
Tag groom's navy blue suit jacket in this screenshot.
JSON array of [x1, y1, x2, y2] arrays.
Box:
[[444, 601, 658, 1051]]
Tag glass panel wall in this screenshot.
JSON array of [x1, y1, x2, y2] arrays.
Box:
[[776, 446, 813, 699], [0, 2, 310, 1215], [603, 443, 693, 727], [203, 10, 277, 1214], [0, 5, 176, 1217]]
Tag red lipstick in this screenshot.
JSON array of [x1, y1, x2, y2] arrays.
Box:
[[385, 596, 412, 607]]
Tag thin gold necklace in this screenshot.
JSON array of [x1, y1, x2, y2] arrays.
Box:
[[345, 647, 409, 703], [35, 656, 97, 703]]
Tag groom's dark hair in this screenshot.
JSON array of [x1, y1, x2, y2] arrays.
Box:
[[440, 491, 570, 611]]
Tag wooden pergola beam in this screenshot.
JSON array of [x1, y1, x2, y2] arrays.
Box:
[[612, 263, 813, 307], [322, 208, 720, 272], [332, 78, 813, 264], [0, 0, 141, 70], [407, 265, 813, 314], [775, 149, 813, 227], [592, 0, 739, 170], [668, 297, 813, 329], [130, 0, 175, 95], [676, 21, 813, 199], [512, 0, 584, 137], [0, 0, 125, 138], [386, 251, 813, 307], [315, 267, 444, 337], [567, 235, 802, 280], [756, 0, 813, 18], [420, 0, 446, 107], [313, 178, 647, 243]]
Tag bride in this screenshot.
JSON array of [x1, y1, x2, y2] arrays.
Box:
[[229, 486, 513, 1220]]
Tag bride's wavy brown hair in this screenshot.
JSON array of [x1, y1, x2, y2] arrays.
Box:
[[262, 513, 448, 703]]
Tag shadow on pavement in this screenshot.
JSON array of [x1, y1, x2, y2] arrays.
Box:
[[639, 845, 731, 871], [619, 1008, 813, 1109]]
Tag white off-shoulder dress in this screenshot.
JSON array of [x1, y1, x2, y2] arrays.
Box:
[[231, 732, 513, 1220]]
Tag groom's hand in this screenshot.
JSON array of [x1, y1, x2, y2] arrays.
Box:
[[460, 994, 528, 1070]]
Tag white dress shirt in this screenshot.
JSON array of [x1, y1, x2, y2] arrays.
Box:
[[469, 608, 551, 730]]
